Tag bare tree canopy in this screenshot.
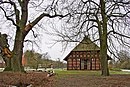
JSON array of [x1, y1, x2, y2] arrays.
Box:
[[54, 0, 130, 41], [50, 0, 130, 76]]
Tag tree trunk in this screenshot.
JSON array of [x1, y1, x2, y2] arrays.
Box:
[[99, 0, 109, 76], [4, 58, 12, 71], [97, 18, 109, 76], [4, 29, 25, 72], [11, 29, 24, 72], [100, 34, 109, 76]]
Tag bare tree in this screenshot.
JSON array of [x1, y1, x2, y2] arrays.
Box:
[[0, 0, 67, 72], [51, 0, 130, 76]]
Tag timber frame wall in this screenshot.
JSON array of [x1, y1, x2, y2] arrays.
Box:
[[67, 50, 101, 70]]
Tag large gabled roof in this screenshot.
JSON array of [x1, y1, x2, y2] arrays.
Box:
[[63, 37, 100, 61], [72, 36, 100, 51]]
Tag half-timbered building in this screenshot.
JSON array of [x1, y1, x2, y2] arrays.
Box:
[[64, 37, 111, 70]]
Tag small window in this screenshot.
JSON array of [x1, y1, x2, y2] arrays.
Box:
[[76, 52, 79, 54], [77, 59, 80, 61], [73, 59, 76, 62], [77, 54, 79, 57], [68, 59, 72, 61], [87, 55, 90, 57], [80, 55, 83, 57]]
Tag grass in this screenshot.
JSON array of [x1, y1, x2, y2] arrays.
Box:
[[55, 70, 100, 75], [54, 69, 130, 76]]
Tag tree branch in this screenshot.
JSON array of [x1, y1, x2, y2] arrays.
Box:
[[0, 6, 17, 26], [31, 13, 69, 27], [0, 0, 20, 27], [20, 0, 29, 27], [113, 31, 130, 39]]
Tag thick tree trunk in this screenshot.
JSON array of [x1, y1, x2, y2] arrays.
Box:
[[99, 0, 109, 76], [100, 35, 109, 76], [4, 29, 25, 72], [11, 29, 25, 72], [97, 22, 109, 76]]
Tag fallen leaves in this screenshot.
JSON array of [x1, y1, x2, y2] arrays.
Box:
[[0, 72, 54, 87]]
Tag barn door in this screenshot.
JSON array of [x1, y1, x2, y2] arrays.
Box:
[[81, 59, 84, 70], [84, 59, 87, 69], [81, 59, 91, 70]]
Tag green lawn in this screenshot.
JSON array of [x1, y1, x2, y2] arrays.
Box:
[[54, 69, 130, 76]]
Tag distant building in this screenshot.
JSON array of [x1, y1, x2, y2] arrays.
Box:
[[22, 54, 27, 66], [63, 36, 111, 70]]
